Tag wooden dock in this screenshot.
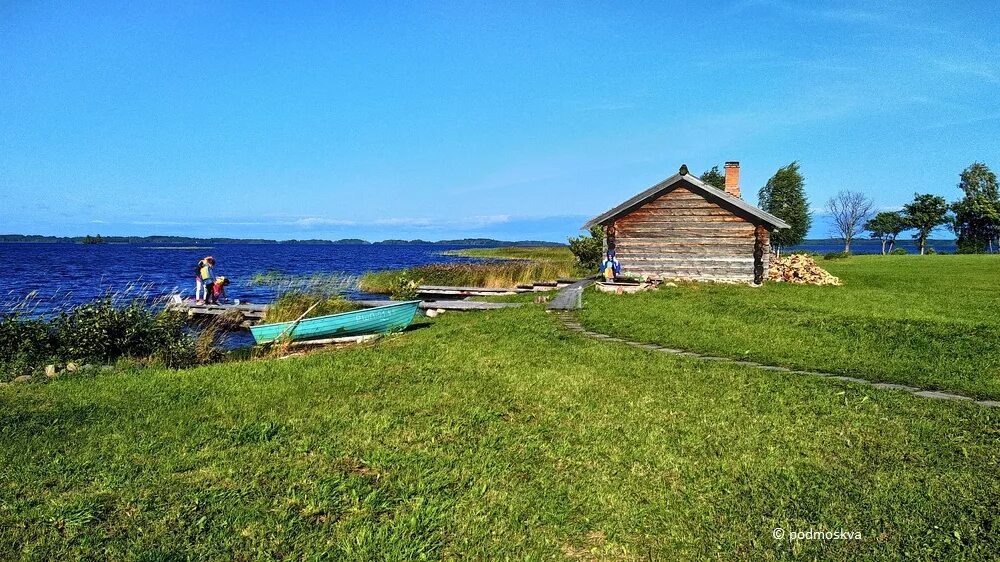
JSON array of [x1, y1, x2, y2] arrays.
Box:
[[166, 298, 267, 325], [166, 293, 525, 326], [415, 281, 574, 300], [355, 300, 521, 311]]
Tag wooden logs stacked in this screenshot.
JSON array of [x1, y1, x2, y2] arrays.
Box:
[[767, 254, 841, 286]]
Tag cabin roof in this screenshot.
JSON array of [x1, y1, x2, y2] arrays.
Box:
[[581, 172, 791, 230]]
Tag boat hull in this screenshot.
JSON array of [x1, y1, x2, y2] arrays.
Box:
[[249, 301, 420, 344]]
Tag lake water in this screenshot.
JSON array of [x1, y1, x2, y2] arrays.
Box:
[[0, 243, 494, 314], [0, 237, 958, 314], [788, 239, 956, 255]]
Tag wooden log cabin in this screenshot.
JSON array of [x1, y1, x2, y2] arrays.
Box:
[[582, 162, 789, 283]]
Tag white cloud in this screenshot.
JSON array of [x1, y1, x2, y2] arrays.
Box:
[[293, 217, 358, 227], [931, 58, 1000, 85]]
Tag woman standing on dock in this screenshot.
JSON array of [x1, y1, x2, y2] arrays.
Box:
[[194, 257, 206, 302], [199, 257, 217, 304]]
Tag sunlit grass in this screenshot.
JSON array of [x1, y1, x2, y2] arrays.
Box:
[[1, 303, 998, 559], [580, 254, 1000, 400]]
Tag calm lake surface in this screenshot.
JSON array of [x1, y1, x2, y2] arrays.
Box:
[[789, 239, 956, 255], [0, 243, 495, 314]]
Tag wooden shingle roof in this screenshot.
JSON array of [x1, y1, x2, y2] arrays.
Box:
[[581, 169, 791, 230]]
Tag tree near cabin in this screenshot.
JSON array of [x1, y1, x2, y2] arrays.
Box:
[[952, 162, 1000, 253], [826, 190, 874, 253], [758, 161, 811, 255], [864, 211, 907, 255], [699, 166, 726, 190], [568, 225, 605, 271], [902, 194, 950, 255]]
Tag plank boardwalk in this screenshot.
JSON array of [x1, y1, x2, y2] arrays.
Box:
[[166, 297, 521, 324], [546, 279, 596, 311]]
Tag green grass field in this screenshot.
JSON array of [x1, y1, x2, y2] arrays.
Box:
[[580, 255, 1000, 400], [2, 255, 1000, 559]]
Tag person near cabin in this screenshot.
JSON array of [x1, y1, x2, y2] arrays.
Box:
[[213, 276, 231, 302], [600, 250, 621, 281], [199, 256, 217, 304]]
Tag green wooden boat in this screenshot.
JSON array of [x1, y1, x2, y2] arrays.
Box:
[[249, 300, 421, 344]]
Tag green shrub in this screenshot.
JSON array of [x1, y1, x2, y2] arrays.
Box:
[[890, 248, 908, 255], [926, 248, 937, 255], [0, 313, 57, 378], [0, 297, 197, 380], [823, 251, 849, 260], [52, 298, 191, 363], [390, 275, 421, 301], [567, 226, 605, 271]]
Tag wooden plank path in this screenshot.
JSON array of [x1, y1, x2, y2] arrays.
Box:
[[166, 300, 267, 321], [416, 281, 574, 299], [166, 295, 523, 325], [417, 286, 521, 298], [355, 300, 522, 311], [546, 278, 596, 311]]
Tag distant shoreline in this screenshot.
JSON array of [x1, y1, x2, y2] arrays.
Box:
[[0, 235, 566, 247]]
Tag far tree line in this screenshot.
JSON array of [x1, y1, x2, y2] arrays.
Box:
[[701, 161, 999, 255]]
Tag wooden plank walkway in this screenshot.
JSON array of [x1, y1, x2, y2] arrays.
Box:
[[166, 295, 522, 325], [417, 286, 520, 298], [355, 300, 522, 311], [415, 281, 575, 299], [546, 278, 596, 311], [166, 299, 267, 321]]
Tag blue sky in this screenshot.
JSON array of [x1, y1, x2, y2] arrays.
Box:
[[2, 1, 997, 241]]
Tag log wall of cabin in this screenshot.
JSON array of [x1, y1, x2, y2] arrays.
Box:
[[607, 185, 767, 282]]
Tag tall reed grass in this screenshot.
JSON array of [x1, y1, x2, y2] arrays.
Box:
[[249, 271, 358, 298], [249, 271, 362, 323], [358, 260, 577, 295]]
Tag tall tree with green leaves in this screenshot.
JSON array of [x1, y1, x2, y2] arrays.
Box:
[[902, 193, 950, 255], [864, 211, 907, 254], [952, 162, 1000, 253], [758, 161, 810, 255], [699, 166, 725, 190]]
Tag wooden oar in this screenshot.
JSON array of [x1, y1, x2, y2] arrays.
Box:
[[268, 301, 320, 346]]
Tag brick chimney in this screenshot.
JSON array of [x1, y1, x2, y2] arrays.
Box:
[[724, 161, 740, 198]]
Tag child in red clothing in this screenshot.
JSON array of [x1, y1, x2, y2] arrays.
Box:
[[212, 276, 231, 302]]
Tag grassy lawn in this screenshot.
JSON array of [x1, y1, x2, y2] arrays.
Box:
[[2, 303, 1000, 559], [580, 254, 1000, 400]]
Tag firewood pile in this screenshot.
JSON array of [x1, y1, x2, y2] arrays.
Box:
[[768, 254, 841, 286]]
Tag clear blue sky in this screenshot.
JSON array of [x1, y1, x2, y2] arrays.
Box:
[[2, 1, 997, 241]]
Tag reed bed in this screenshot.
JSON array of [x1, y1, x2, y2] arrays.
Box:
[[359, 247, 579, 296], [260, 292, 361, 324], [359, 260, 575, 295], [249, 271, 359, 298]]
